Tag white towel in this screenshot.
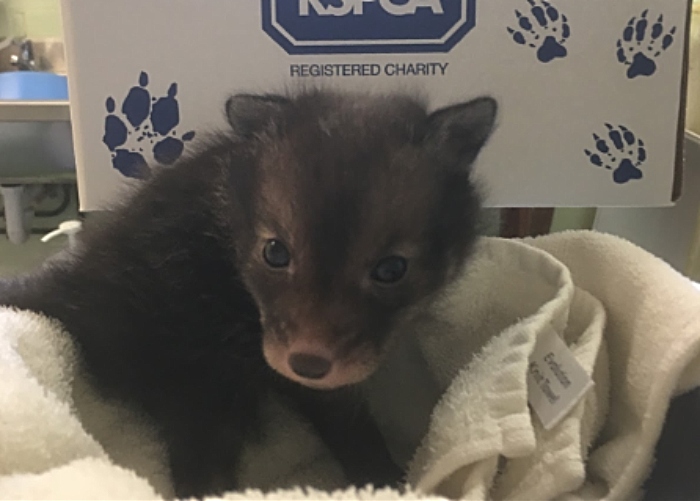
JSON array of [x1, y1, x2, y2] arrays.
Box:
[[0, 307, 352, 499], [1, 230, 699, 500]]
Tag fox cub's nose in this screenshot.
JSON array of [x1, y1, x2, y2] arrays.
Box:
[[288, 353, 332, 379]]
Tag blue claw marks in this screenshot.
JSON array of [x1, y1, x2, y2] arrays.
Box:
[[585, 124, 647, 184], [103, 97, 127, 151], [102, 71, 196, 179], [122, 71, 151, 128], [616, 10, 676, 79], [507, 0, 570, 63], [151, 83, 180, 135], [111, 150, 151, 179]]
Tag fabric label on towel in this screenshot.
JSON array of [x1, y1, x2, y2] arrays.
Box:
[[527, 327, 594, 431]]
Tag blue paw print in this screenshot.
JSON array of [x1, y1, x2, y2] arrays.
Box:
[[102, 71, 195, 179], [507, 0, 570, 63], [585, 124, 647, 184], [616, 10, 676, 79]]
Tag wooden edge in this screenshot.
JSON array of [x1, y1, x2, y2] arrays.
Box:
[[673, 0, 693, 202], [499, 208, 555, 238]]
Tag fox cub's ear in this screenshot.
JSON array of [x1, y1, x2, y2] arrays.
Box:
[[225, 94, 291, 140], [420, 97, 498, 168]]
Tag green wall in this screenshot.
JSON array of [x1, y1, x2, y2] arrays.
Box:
[[550, 208, 597, 232], [5, 0, 62, 39]]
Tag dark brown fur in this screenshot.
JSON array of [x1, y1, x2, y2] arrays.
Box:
[[0, 89, 497, 497]]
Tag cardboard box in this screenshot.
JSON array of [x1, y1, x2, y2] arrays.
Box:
[[60, 0, 690, 210]]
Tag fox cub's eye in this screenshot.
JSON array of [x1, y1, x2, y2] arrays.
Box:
[[371, 256, 408, 284], [263, 239, 290, 268]]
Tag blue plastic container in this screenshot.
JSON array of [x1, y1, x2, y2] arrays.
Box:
[[0, 72, 69, 100]]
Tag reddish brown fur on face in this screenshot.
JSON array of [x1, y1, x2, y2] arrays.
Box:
[[227, 89, 496, 388]]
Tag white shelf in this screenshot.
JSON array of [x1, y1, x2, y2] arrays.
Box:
[[0, 100, 70, 122]]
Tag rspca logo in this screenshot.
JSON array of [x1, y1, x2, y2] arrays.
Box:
[[262, 0, 476, 55]]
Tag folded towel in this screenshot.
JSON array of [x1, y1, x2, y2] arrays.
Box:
[[0, 307, 351, 499], [1, 230, 699, 500]]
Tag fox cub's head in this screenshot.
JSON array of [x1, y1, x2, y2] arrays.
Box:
[[221, 90, 497, 389]]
